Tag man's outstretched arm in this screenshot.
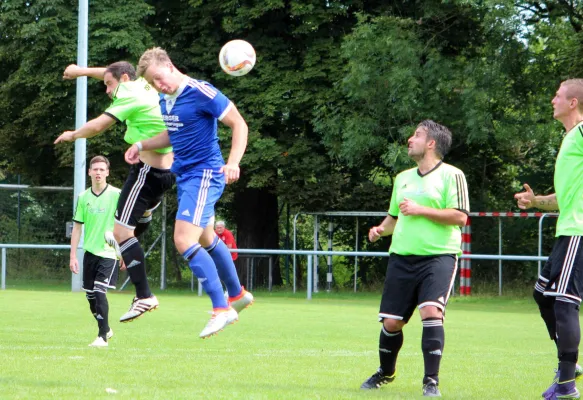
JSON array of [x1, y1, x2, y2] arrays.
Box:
[[63, 64, 107, 81], [54, 114, 116, 144]]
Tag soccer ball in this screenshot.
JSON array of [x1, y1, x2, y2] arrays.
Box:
[[218, 40, 256, 76]]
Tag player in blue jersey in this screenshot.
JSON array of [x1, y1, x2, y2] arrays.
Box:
[[125, 47, 254, 338]]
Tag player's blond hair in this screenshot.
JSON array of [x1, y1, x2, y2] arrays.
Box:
[[137, 47, 172, 77], [561, 79, 583, 112]]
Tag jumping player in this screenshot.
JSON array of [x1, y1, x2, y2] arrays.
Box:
[[125, 47, 254, 338], [55, 62, 174, 323]]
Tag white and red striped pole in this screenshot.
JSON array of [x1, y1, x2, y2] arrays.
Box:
[[460, 217, 472, 295]]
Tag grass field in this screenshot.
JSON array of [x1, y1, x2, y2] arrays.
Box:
[[0, 288, 572, 399]]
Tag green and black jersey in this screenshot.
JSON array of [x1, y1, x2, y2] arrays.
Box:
[[388, 162, 470, 256], [555, 121, 583, 236], [104, 77, 172, 154], [73, 185, 120, 259]]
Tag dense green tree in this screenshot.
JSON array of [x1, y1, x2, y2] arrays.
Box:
[[0, 0, 155, 185]]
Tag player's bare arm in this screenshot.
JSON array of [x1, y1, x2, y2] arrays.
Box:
[[514, 183, 558, 211], [69, 222, 83, 274], [54, 114, 116, 144], [63, 64, 107, 80], [399, 198, 467, 227], [125, 130, 171, 164], [369, 215, 397, 242], [219, 104, 248, 184]]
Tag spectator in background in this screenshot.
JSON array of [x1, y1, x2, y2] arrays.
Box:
[[215, 221, 238, 261]]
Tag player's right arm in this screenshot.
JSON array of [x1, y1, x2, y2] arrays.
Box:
[[63, 64, 107, 81], [54, 114, 117, 144], [369, 215, 397, 242], [69, 222, 82, 274], [514, 183, 558, 211], [125, 131, 171, 164]]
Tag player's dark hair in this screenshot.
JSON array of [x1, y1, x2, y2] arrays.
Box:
[[105, 61, 136, 81], [90, 155, 110, 169], [418, 120, 452, 159]]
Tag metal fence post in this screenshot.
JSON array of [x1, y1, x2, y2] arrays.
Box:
[[246, 257, 250, 289], [292, 213, 300, 293], [313, 215, 319, 293], [354, 217, 359, 293], [538, 214, 548, 278], [498, 218, 503, 296], [307, 255, 312, 300], [268, 256, 273, 292], [1, 248, 6, 290]]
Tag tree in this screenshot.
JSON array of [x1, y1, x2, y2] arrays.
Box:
[[0, 0, 155, 185]]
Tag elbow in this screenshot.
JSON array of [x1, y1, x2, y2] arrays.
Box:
[[458, 213, 468, 227]]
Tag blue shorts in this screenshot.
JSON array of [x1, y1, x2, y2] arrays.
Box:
[[175, 169, 225, 227]]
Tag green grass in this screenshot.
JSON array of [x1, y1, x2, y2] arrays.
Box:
[[0, 289, 568, 399]]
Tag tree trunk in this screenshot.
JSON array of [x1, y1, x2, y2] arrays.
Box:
[[234, 187, 282, 288]]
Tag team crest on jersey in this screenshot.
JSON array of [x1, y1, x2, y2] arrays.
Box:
[[87, 205, 106, 214]]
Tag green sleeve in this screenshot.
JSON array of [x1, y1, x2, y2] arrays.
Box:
[[445, 170, 470, 213], [104, 94, 136, 123], [72, 194, 85, 224], [388, 175, 400, 217]]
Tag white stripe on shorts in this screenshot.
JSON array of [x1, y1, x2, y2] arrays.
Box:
[[378, 313, 404, 321], [120, 164, 150, 225], [557, 236, 580, 295], [193, 169, 212, 226], [444, 255, 458, 304]]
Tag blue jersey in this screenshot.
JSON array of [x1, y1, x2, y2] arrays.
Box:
[[160, 77, 232, 175]]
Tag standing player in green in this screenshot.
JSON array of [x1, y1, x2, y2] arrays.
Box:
[[360, 120, 469, 397], [55, 62, 174, 323], [515, 79, 583, 400], [70, 156, 120, 347]]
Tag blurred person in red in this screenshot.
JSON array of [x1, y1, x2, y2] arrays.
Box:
[[215, 221, 238, 261]]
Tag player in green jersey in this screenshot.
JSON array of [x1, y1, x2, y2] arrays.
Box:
[[360, 120, 469, 397], [70, 156, 120, 347], [515, 79, 583, 399], [55, 62, 175, 323]]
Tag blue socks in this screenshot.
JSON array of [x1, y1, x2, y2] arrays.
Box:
[[205, 235, 242, 298], [183, 244, 228, 309]]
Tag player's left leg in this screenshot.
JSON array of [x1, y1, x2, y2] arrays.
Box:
[[82, 252, 99, 337], [115, 163, 173, 322], [544, 236, 583, 399], [200, 219, 253, 313], [361, 254, 417, 390], [417, 254, 457, 397], [133, 202, 161, 239], [174, 170, 238, 338], [89, 257, 119, 348]]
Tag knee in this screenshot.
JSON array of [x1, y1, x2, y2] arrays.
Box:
[[383, 318, 405, 332], [199, 231, 215, 248], [174, 236, 188, 254], [113, 224, 132, 243], [174, 234, 196, 255], [419, 305, 443, 320]]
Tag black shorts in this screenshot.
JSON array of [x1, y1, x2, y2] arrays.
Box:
[[115, 162, 174, 229], [82, 252, 119, 293], [378, 254, 458, 323], [535, 236, 583, 304]]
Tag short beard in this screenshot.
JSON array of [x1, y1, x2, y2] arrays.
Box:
[[409, 150, 425, 162]]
